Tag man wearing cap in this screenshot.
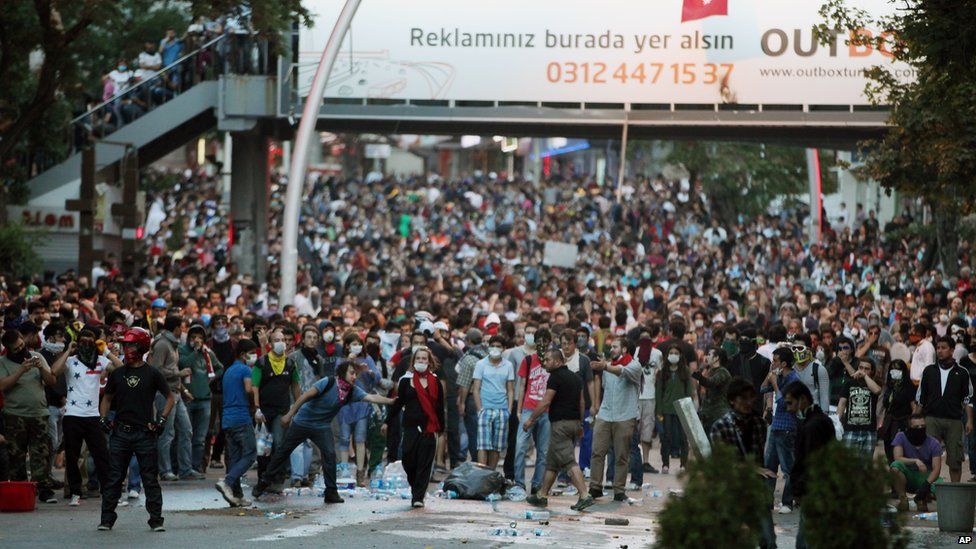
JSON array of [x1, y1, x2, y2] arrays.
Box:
[[149, 299, 167, 334], [179, 324, 222, 475], [456, 328, 488, 461]]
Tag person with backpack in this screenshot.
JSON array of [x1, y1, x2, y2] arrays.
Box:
[[513, 328, 552, 494], [791, 345, 830, 412], [252, 360, 394, 504], [455, 328, 487, 461]]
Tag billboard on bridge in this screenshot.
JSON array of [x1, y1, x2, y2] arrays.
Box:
[[298, 0, 912, 106]]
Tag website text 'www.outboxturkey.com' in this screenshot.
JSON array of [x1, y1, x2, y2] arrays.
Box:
[[758, 66, 917, 79]]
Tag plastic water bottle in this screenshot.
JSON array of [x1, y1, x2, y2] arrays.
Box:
[[915, 512, 938, 521], [486, 492, 501, 512], [532, 528, 551, 537], [434, 489, 457, 499], [489, 528, 518, 537], [265, 512, 286, 520], [506, 486, 527, 502], [522, 510, 550, 521], [372, 493, 390, 501]]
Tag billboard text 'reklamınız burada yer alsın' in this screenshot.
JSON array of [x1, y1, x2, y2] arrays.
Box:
[[297, 0, 913, 106]]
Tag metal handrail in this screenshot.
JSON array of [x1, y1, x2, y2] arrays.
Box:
[[70, 34, 227, 126]]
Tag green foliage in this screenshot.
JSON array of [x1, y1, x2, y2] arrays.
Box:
[[165, 216, 185, 252], [819, 0, 976, 274], [665, 142, 812, 222], [0, 0, 310, 197], [0, 223, 47, 278], [803, 444, 909, 549], [656, 444, 769, 549]]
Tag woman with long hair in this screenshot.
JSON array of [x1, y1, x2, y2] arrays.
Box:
[[384, 346, 445, 508], [879, 359, 915, 462], [655, 346, 694, 473]]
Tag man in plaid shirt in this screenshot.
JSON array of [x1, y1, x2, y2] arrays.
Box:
[[710, 378, 777, 549]]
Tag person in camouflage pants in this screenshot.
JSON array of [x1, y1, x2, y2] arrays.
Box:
[[3, 414, 51, 488]]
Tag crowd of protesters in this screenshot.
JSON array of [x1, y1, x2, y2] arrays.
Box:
[[1, 163, 975, 541]]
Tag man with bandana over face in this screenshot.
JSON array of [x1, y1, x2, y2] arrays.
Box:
[[0, 327, 59, 503], [51, 329, 122, 506]]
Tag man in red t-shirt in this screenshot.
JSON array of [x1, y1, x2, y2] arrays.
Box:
[[514, 328, 552, 494]]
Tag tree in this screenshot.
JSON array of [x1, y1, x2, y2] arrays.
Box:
[[656, 444, 769, 549], [663, 141, 822, 223], [803, 444, 909, 548], [0, 0, 310, 222], [819, 0, 976, 276]]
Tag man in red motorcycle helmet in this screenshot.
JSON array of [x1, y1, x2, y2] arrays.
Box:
[[97, 328, 174, 532]]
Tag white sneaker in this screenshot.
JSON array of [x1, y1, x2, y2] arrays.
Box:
[[215, 480, 241, 507], [69, 495, 81, 506], [778, 505, 793, 514], [127, 490, 140, 500], [626, 482, 640, 491], [118, 499, 129, 507]]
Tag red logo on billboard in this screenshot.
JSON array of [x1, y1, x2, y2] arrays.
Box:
[[682, 0, 728, 22]]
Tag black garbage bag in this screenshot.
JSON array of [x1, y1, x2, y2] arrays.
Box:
[[441, 462, 506, 500]]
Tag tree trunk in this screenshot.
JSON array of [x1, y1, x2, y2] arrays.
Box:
[[933, 206, 960, 277]]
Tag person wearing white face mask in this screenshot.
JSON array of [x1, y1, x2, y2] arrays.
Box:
[[384, 347, 445, 508], [471, 336, 515, 470], [215, 340, 260, 507], [251, 328, 301, 489], [336, 333, 381, 486], [655, 348, 694, 474]]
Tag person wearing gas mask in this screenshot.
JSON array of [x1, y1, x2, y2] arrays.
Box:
[[51, 329, 122, 506], [890, 414, 943, 513], [179, 324, 222, 475], [251, 327, 300, 490], [98, 328, 174, 532]]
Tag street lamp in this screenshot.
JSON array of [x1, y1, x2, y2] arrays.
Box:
[[280, 0, 363, 307]]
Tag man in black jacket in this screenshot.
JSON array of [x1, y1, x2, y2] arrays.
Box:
[[784, 381, 835, 549], [728, 325, 770, 416], [916, 336, 974, 482]]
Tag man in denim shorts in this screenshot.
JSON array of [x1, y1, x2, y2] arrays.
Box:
[[471, 336, 514, 470]]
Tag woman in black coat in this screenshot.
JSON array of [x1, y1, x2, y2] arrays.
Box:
[[384, 346, 445, 507]]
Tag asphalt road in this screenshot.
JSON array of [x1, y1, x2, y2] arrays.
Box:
[[0, 464, 965, 548]]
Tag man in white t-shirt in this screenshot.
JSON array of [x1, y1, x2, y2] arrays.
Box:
[[51, 330, 122, 506], [636, 335, 662, 474], [137, 42, 162, 81], [910, 324, 936, 383]]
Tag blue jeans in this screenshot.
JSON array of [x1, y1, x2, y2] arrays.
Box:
[[186, 399, 211, 471], [607, 426, 644, 486], [579, 409, 594, 471], [127, 455, 141, 493], [338, 417, 368, 451], [156, 395, 192, 476], [290, 441, 312, 481], [514, 410, 550, 490], [224, 424, 257, 494], [764, 428, 795, 507], [463, 394, 478, 460]]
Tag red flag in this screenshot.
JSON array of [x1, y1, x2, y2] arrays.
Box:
[[681, 0, 728, 22]]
